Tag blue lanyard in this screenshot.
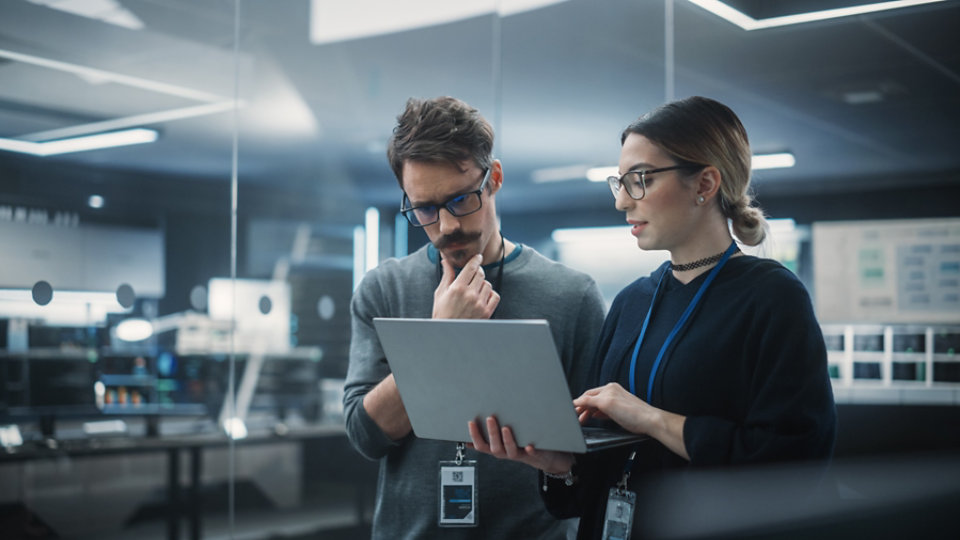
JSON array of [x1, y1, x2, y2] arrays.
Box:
[[628, 241, 739, 400]]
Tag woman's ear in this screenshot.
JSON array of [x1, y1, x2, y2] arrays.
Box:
[[696, 166, 722, 203]]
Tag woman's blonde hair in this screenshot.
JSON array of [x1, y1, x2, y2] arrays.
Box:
[[621, 96, 767, 246]]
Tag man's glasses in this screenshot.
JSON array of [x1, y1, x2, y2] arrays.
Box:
[[401, 169, 490, 227], [607, 165, 704, 200]]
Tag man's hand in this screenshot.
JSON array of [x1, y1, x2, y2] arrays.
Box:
[[433, 253, 500, 319], [468, 416, 575, 475]]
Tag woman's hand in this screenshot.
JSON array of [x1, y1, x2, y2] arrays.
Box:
[[573, 382, 654, 434], [574, 382, 690, 460], [468, 416, 574, 475]]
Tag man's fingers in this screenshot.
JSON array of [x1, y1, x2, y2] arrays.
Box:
[[501, 426, 523, 459], [484, 289, 501, 319], [468, 420, 490, 452], [438, 258, 456, 289], [434, 253, 499, 319], [458, 253, 484, 287], [486, 416, 505, 454]]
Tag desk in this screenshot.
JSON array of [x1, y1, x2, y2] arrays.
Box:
[[1, 423, 349, 540]]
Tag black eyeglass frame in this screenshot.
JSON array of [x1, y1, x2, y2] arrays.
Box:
[[607, 164, 705, 200], [400, 168, 490, 227]]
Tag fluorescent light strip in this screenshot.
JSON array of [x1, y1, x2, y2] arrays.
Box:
[[752, 152, 795, 170], [365, 207, 380, 272], [0, 128, 158, 156], [82, 420, 128, 435], [0, 48, 224, 102], [0, 48, 236, 151], [20, 100, 240, 141], [585, 153, 794, 181], [27, 0, 145, 30], [686, 0, 757, 29], [394, 212, 409, 258], [531, 164, 591, 183], [686, 0, 945, 30], [586, 166, 619, 182], [552, 225, 638, 243], [353, 226, 365, 291]]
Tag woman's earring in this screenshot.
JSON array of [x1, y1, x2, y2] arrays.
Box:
[[697, 196, 705, 205]]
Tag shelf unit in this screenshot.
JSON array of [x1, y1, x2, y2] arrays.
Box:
[[822, 324, 960, 405]]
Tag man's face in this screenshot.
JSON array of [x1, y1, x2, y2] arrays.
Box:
[[401, 160, 499, 268]]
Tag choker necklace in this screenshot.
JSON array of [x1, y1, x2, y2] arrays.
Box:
[[671, 246, 739, 272]]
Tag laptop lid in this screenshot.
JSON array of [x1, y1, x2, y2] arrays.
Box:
[[373, 318, 644, 454]]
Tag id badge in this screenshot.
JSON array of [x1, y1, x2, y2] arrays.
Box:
[[438, 460, 478, 527], [601, 488, 636, 540]]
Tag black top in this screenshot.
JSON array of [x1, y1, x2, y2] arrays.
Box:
[[542, 256, 837, 539]]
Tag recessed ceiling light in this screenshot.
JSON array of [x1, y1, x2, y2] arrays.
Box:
[[686, 0, 946, 30], [88, 194, 105, 209]]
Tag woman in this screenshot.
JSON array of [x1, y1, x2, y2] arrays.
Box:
[[469, 96, 836, 539]]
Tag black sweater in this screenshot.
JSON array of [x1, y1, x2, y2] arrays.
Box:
[[543, 256, 837, 539]]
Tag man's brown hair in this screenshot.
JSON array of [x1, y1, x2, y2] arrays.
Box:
[[387, 96, 494, 188]]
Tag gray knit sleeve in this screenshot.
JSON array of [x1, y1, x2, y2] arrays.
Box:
[[342, 270, 401, 460]]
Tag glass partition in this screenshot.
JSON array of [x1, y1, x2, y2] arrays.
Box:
[[0, 1, 239, 537]]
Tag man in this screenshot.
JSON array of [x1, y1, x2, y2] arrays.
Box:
[[343, 96, 605, 538]]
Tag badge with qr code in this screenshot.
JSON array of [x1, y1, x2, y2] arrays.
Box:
[[438, 461, 477, 527], [601, 487, 636, 540]]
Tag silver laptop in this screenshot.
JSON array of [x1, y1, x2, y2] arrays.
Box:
[[373, 318, 647, 454]]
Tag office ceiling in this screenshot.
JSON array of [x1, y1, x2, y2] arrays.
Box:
[[0, 0, 958, 218]]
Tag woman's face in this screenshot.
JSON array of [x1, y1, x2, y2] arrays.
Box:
[[615, 133, 701, 252]]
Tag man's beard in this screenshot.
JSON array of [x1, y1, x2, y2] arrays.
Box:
[[435, 230, 481, 266]]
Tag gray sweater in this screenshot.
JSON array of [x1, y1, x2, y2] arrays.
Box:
[[344, 243, 605, 539]]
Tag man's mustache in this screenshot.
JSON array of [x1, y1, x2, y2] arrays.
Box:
[[435, 231, 480, 250]]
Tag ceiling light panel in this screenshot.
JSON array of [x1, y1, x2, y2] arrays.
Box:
[[686, 0, 946, 30], [310, 0, 570, 44], [26, 0, 145, 30], [0, 60, 203, 130], [0, 1, 240, 156]]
